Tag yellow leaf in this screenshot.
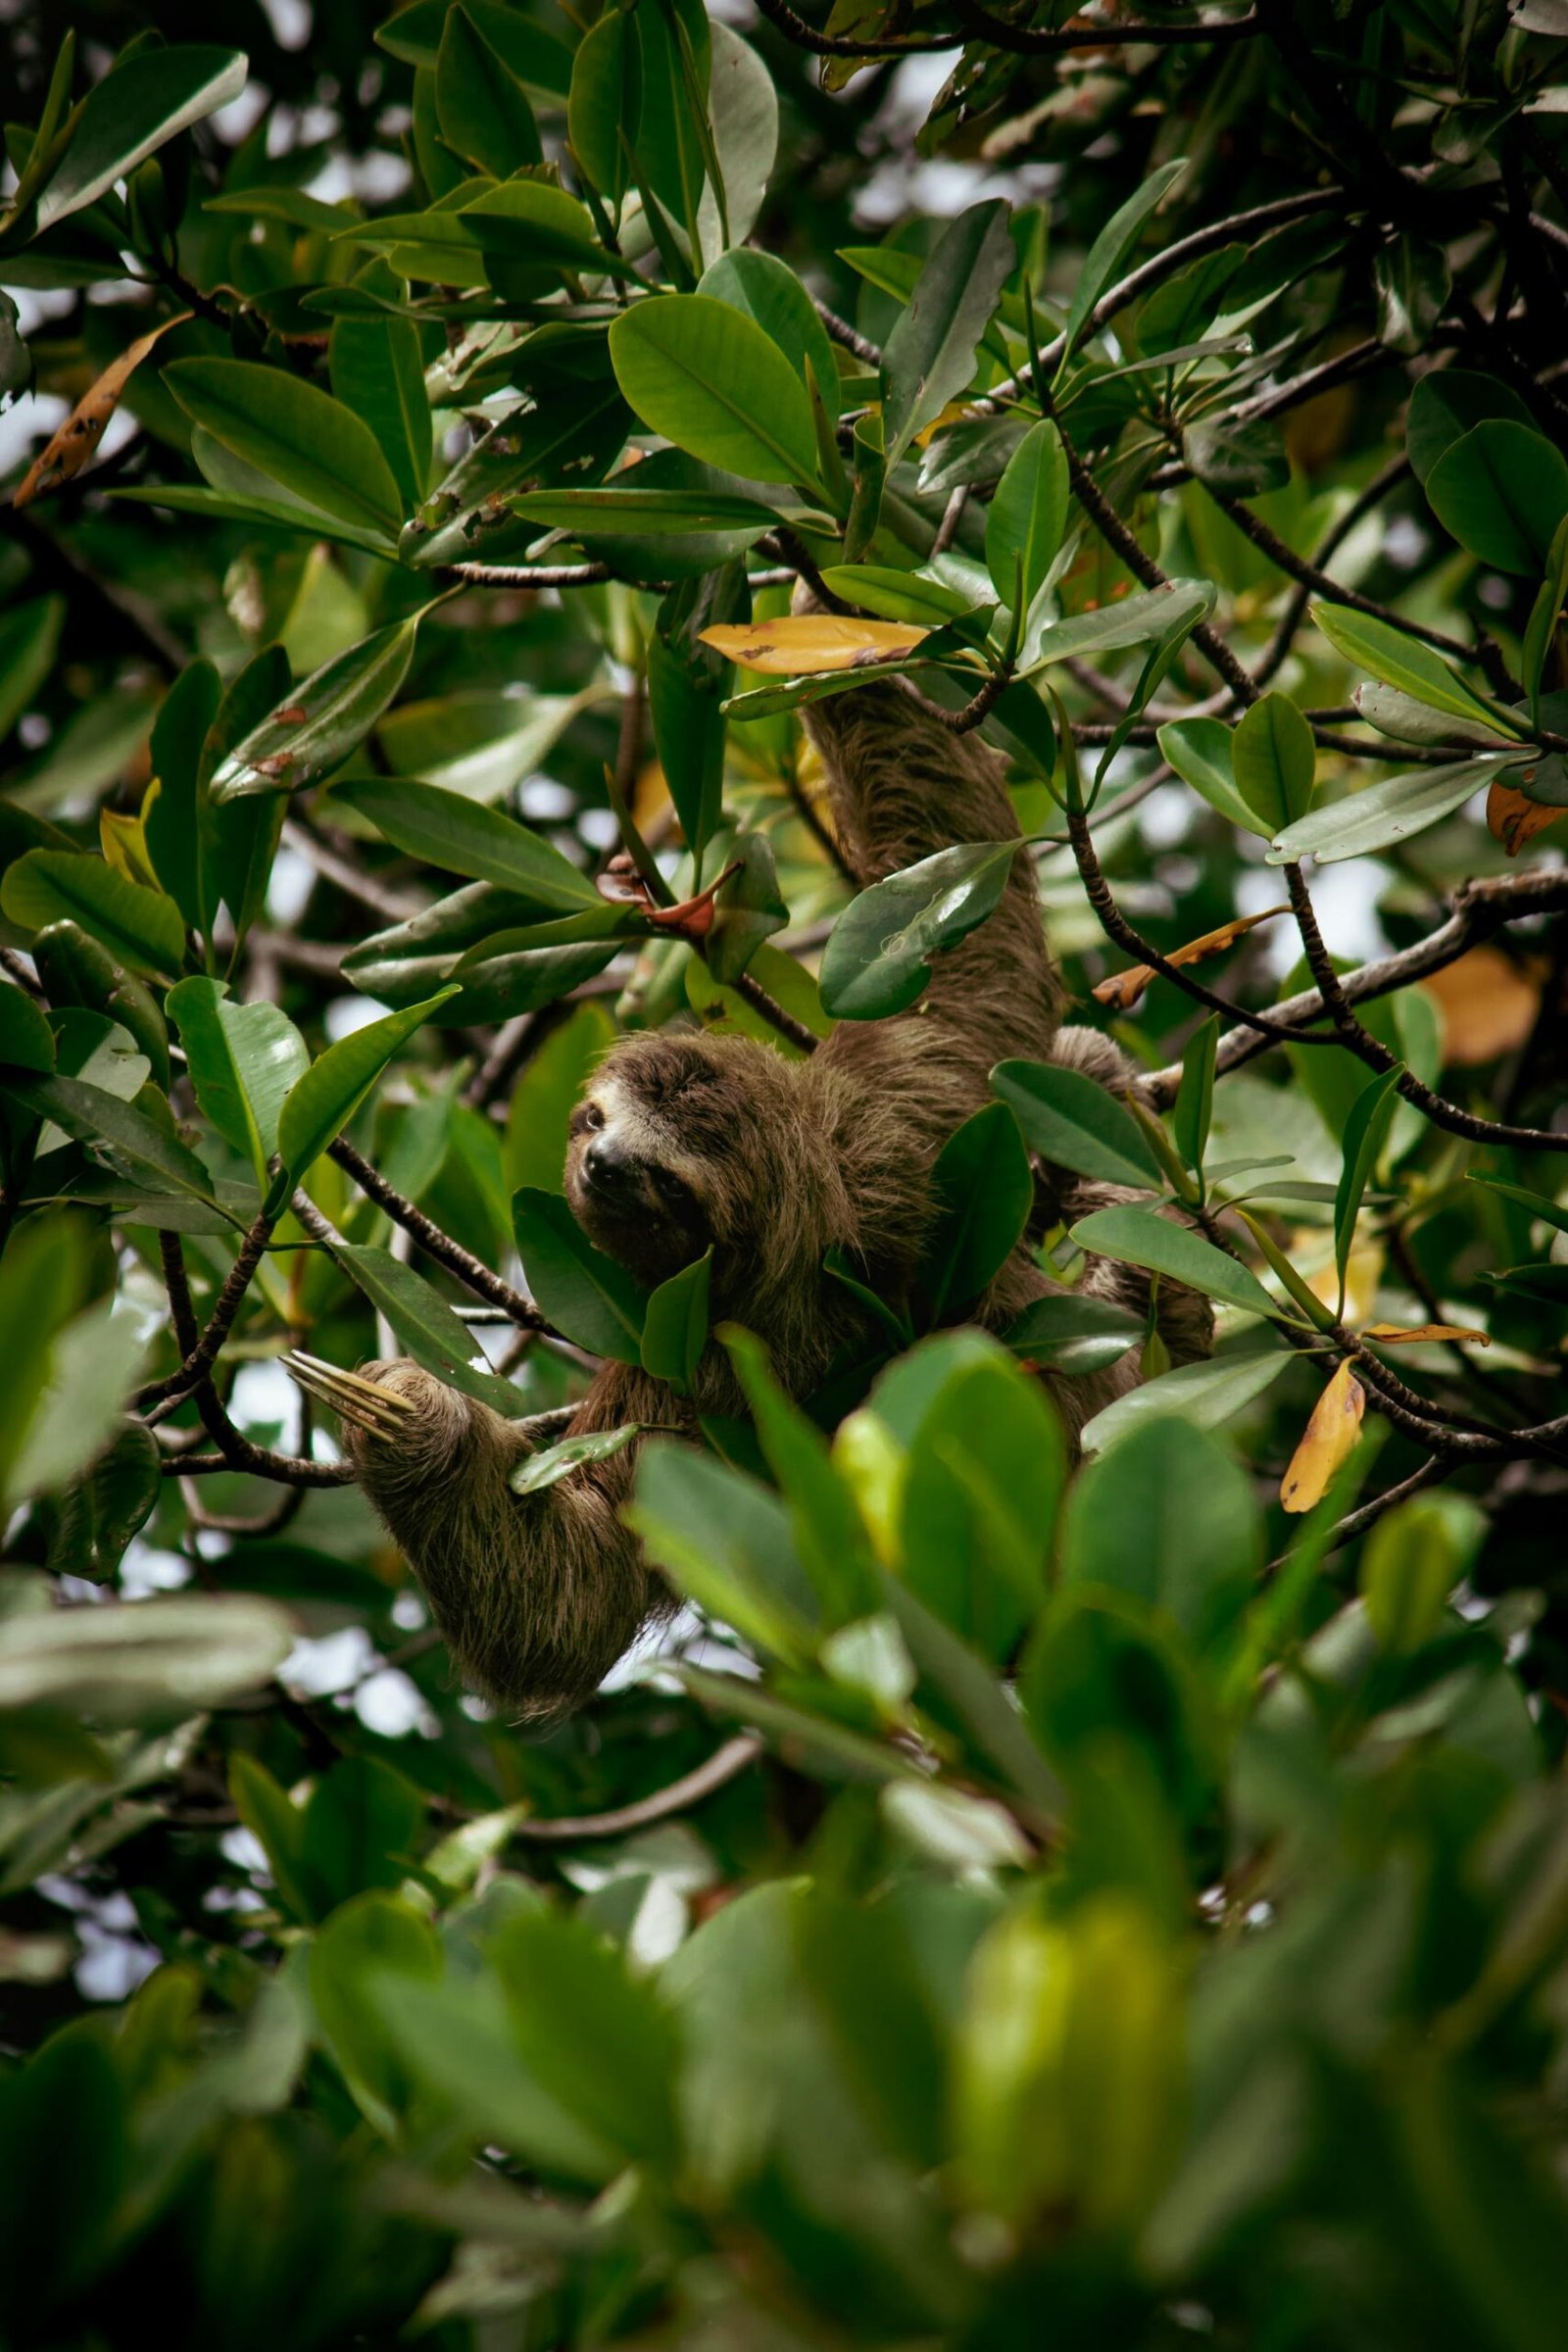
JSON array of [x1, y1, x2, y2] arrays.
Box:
[[1363, 1321, 1491, 1347], [1280, 1358, 1366, 1515], [914, 399, 973, 450], [14, 313, 190, 508], [1486, 779, 1568, 858], [699, 615, 930, 675], [99, 803, 160, 894], [1305, 1238, 1382, 1328], [1093, 904, 1290, 1013]]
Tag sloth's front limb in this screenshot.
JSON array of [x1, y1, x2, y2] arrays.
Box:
[[318, 1358, 661, 1720]]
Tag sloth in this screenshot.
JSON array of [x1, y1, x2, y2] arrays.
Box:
[[332, 672, 1211, 1718]]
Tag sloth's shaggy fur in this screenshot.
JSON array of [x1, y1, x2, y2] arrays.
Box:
[[346, 677, 1211, 1717]]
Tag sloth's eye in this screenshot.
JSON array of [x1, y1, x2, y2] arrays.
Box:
[[651, 1164, 691, 1208], [582, 1102, 605, 1132]]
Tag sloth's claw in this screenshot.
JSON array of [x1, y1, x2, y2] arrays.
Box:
[[282, 1350, 416, 1440]]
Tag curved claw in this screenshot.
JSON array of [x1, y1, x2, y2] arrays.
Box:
[[282, 1350, 416, 1441]]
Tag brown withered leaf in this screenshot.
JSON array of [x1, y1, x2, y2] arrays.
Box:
[[1094, 903, 1291, 1013], [699, 615, 930, 674], [1487, 780, 1568, 858], [14, 313, 190, 508], [1363, 1321, 1491, 1347], [1280, 1357, 1366, 1515]]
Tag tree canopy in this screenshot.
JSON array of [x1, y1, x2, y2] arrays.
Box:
[[3, 2, 1568, 2344]]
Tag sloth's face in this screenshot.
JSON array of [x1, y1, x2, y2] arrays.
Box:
[[564, 1065, 716, 1289]]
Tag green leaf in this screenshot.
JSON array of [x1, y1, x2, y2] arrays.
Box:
[[512, 483, 782, 539], [985, 419, 1069, 613], [1069, 1203, 1288, 1321], [144, 657, 220, 935], [35, 45, 248, 232], [1079, 1336, 1288, 1453], [819, 840, 1018, 1020], [489, 1903, 679, 2169], [881, 199, 1016, 468], [998, 1294, 1145, 1376], [1333, 1063, 1402, 1306], [640, 1249, 712, 1395], [1522, 514, 1568, 722], [1406, 368, 1535, 485], [1266, 758, 1500, 864], [328, 1243, 521, 1415], [1173, 1015, 1218, 1176], [723, 1326, 880, 1626], [331, 776, 602, 906], [512, 1185, 647, 1363], [1465, 1173, 1568, 1239], [435, 5, 542, 176], [42, 1419, 161, 1585], [208, 616, 423, 802], [991, 1057, 1162, 1191], [609, 294, 822, 488], [0, 981, 58, 1074], [0, 1594, 295, 1725], [698, 248, 839, 411], [1056, 158, 1187, 371], [328, 314, 432, 515], [1232, 693, 1314, 834], [704, 828, 789, 985], [1, 1074, 218, 1210], [1027, 581, 1215, 676], [1352, 684, 1514, 749], [166, 979, 309, 1195], [1, 851, 185, 978], [1426, 419, 1568, 577], [509, 1423, 645, 1496], [1156, 715, 1260, 834], [1309, 602, 1521, 735], [921, 1102, 1034, 1321], [815, 565, 979, 628], [277, 989, 458, 1182], [568, 4, 638, 207], [0, 597, 65, 742], [164, 359, 405, 541], [1372, 236, 1450, 357], [628, 1442, 816, 1663], [1058, 1415, 1260, 1650], [1360, 1493, 1477, 1655]]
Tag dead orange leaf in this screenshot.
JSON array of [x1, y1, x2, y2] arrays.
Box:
[[1280, 1357, 1366, 1515], [1487, 780, 1568, 858], [1419, 945, 1542, 1065], [1363, 1321, 1490, 1347], [699, 615, 930, 675], [1094, 904, 1291, 1013], [14, 313, 190, 508]]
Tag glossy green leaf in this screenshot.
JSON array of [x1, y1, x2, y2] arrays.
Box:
[[509, 1423, 645, 1496], [164, 359, 405, 541], [0, 852, 185, 978], [1372, 236, 1450, 356], [991, 1057, 1162, 1191], [0, 597, 65, 741], [921, 1102, 1034, 1321], [511, 483, 781, 539], [166, 978, 309, 1194], [818, 840, 1018, 1020], [1426, 420, 1568, 576], [641, 1249, 712, 1395], [568, 5, 639, 207], [512, 1185, 647, 1363], [435, 5, 542, 177], [1267, 758, 1500, 864], [1405, 368, 1535, 484], [609, 295, 821, 487], [1173, 1015, 1218, 1177], [1309, 602, 1521, 734], [998, 1293, 1145, 1376], [1232, 694, 1314, 835], [881, 200, 1016, 467], [1057, 159, 1187, 369], [329, 1243, 522, 1414], [1157, 715, 1260, 834], [35, 45, 247, 232], [0, 981, 56, 1074], [328, 314, 432, 514], [985, 420, 1069, 612], [0, 1593, 295, 1723], [1028, 581, 1215, 676], [1058, 1414, 1260, 1649], [1079, 1337, 1288, 1453], [698, 248, 838, 409], [1069, 1203, 1288, 1321], [209, 616, 423, 803], [628, 1443, 816, 1663], [278, 989, 458, 1182], [331, 775, 601, 906]]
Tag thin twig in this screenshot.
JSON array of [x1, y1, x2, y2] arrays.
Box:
[[325, 1136, 548, 1327], [509, 1734, 763, 1840]]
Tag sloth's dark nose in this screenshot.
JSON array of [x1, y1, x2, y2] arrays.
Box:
[[584, 1134, 638, 1199]]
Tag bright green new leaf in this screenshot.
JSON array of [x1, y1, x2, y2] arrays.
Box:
[[166, 978, 309, 1194], [1232, 694, 1314, 835], [985, 419, 1069, 612]]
